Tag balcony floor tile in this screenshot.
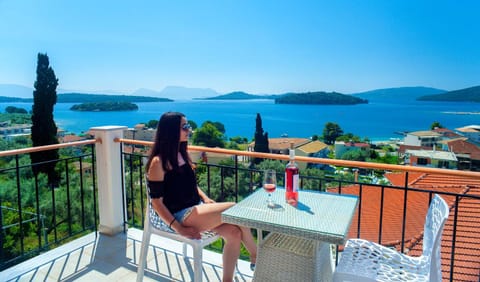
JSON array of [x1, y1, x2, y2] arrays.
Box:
[[2, 228, 254, 282]]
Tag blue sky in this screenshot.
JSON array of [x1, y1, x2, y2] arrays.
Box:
[[0, 0, 479, 94]]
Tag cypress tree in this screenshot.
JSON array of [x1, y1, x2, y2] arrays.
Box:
[[252, 113, 269, 165], [30, 53, 60, 187]]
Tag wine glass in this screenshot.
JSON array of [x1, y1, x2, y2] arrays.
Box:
[[263, 169, 277, 208]]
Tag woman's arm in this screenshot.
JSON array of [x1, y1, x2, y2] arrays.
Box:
[[197, 187, 215, 203], [151, 197, 177, 229], [148, 157, 176, 227], [150, 198, 200, 239]]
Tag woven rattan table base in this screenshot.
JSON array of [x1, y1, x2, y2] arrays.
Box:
[[252, 233, 333, 282]]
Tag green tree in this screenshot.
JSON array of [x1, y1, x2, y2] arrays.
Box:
[[431, 121, 443, 129], [371, 154, 399, 165], [30, 53, 60, 186], [230, 136, 248, 144], [322, 122, 343, 145], [341, 149, 369, 162], [146, 119, 158, 129], [188, 120, 197, 130], [0, 137, 8, 151], [226, 136, 249, 150], [0, 112, 31, 124], [336, 133, 361, 143], [253, 113, 269, 164], [192, 122, 225, 147], [225, 141, 240, 150], [202, 120, 224, 133]]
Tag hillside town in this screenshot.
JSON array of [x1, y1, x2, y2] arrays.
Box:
[[3, 120, 478, 171], [107, 123, 480, 171]]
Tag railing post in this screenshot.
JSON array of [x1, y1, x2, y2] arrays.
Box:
[[90, 126, 128, 235]]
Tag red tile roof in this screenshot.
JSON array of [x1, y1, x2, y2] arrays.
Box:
[[444, 139, 480, 160], [433, 127, 463, 138], [60, 134, 87, 143], [263, 138, 310, 151], [329, 172, 480, 281]]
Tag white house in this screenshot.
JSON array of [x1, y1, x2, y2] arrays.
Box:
[[334, 141, 370, 159], [404, 149, 457, 169], [404, 130, 442, 147]]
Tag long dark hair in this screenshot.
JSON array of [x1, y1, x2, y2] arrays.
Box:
[[145, 112, 190, 172]]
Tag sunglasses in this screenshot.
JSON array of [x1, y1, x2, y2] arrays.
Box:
[[182, 123, 192, 131]]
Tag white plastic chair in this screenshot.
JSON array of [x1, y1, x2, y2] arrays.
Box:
[[333, 194, 449, 282], [136, 194, 219, 282]]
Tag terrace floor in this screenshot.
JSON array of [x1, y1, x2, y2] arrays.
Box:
[[2, 228, 254, 282]]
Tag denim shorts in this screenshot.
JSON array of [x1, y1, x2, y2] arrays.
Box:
[[173, 202, 202, 224]]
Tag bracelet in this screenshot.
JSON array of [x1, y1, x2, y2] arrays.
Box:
[[168, 218, 176, 229]]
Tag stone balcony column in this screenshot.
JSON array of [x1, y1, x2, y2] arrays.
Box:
[[90, 126, 128, 235]]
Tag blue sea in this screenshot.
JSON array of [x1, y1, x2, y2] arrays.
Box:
[[1, 100, 479, 141]]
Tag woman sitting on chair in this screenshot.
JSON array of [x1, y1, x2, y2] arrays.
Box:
[[145, 111, 257, 282]]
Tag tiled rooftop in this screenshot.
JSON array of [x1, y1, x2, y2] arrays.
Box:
[[329, 173, 480, 281], [2, 228, 254, 282], [261, 138, 310, 151], [297, 140, 328, 154]]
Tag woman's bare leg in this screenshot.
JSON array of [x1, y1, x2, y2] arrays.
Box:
[[239, 226, 257, 263], [213, 223, 242, 282], [182, 203, 241, 281], [185, 203, 257, 255], [182, 202, 235, 231], [183, 203, 258, 278]]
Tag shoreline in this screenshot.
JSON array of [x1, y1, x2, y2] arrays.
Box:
[[2, 101, 478, 141]]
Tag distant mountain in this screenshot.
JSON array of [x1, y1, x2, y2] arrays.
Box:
[[131, 88, 164, 97], [0, 96, 32, 103], [0, 92, 172, 103], [158, 86, 219, 100], [57, 93, 171, 103], [351, 87, 446, 102], [417, 85, 480, 102], [58, 88, 125, 95], [276, 91, 368, 105], [0, 84, 33, 98], [201, 91, 278, 100], [1, 84, 469, 103], [0, 84, 219, 101]]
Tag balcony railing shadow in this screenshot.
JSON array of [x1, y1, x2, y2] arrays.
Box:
[[1, 125, 480, 281], [2, 227, 254, 281]]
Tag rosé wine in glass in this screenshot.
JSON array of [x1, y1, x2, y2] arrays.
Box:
[[263, 183, 276, 193], [263, 169, 277, 208]]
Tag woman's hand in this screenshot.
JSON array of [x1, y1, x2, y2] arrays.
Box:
[[202, 197, 215, 204], [197, 187, 215, 204]]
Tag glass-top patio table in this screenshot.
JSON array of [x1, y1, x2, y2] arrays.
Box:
[[222, 188, 358, 282]]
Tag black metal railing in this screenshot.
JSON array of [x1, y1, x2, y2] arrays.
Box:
[[119, 139, 480, 282], [0, 140, 98, 271]]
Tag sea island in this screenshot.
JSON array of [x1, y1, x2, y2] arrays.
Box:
[[275, 91, 368, 105], [70, 101, 139, 112]]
